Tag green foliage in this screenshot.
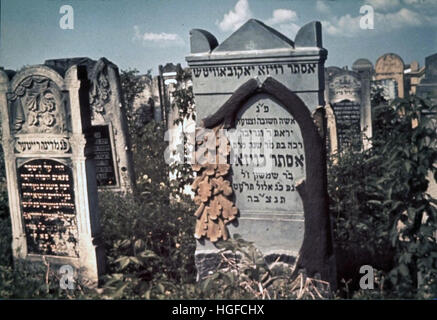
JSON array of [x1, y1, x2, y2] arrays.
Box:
[[168, 68, 196, 198], [119, 68, 150, 135], [329, 92, 437, 298]]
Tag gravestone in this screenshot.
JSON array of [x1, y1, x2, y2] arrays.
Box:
[[417, 53, 437, 201], [417, 53, 437, 105], [186, 19, 336, 288], [0, 64, 105, 284], [45, 57, 135, 193], [325, 61, 372, 151], [375, 53, 405, 98]]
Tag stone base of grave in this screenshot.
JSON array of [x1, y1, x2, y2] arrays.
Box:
[[194, 248, 300, 281]]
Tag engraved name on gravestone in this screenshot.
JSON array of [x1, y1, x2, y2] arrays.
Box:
[[18, 159, 78, 257], [326, 65, 372, 151], [234, 96, 305, 210], [231, 94, 305, 254], [93, 125, 117, 186]]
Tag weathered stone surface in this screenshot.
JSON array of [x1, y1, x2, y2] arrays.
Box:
[[325, 61, 372, 152], [375, 53, 405, 98], [45, 57, 135, 193], [0, 64, 105, 284], [187, 19, 326, 124], [417, 53, 437, 105], [187, 20, 336, 288]]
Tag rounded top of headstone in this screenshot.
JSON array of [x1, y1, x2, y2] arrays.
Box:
[[44, 57, 97, 77], [375, 53, 404, 74], [352, 58, 373, 72], [325, 66, 343, 79]]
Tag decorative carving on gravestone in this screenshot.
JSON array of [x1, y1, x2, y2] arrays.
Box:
[[325, 63, 372, 152], [187, 20, 336, 288], [0, 65, 105, 284], [45, 57, 135, 193], [7, 76, 66, 134], [89, 62, 111, 122]]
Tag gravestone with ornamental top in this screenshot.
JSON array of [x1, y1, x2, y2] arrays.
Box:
[[186, 19, 336, 288], [0, 64, 105, 284], [45, 57, 135, 193]]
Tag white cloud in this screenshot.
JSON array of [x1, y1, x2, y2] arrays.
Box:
[[316, 0, 331, 14], [322, 7, 436, 37], [133, 26, 184, 47], [365, 0, 401, 11], [403, 0, 435, 5], [321, 14, 362, 37], [264, 8, 299, 39], [216, 1, 301, 39], [217, 0, 252, 32], [265, 9, 298, 25]]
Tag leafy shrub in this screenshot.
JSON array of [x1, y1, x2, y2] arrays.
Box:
[[329, 92, 437, 298]]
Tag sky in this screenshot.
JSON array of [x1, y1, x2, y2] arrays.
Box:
[[0, 0, 436, 75]]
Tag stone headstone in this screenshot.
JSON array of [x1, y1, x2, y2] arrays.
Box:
[[45, 57, 135, 193], [325, 61, 372, 151], [375, 53, 405, 98], [186, 19, 336, 288], [417, 53, 437, 105], [0, 64, 105, 284]]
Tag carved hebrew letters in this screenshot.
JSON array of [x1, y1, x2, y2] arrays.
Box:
[[18, 159, 78, 257], [232, 94, 305, 213]]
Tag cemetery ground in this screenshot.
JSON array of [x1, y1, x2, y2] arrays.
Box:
[[0, 70, 436, 300]]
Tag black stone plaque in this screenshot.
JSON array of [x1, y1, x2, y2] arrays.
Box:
[[332, 100, 361, 150], [92, 125, 117, 186], [18, 159, 78, 257]]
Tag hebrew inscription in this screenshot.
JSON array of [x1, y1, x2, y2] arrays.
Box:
[[92, 125, 117, 186], [192, 63, 317, 79], [332, 100, 361, 149], [231, 94, 305, 213], [18, 159, 78, 257]]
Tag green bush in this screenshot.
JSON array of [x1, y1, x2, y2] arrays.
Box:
[[329, 92, 437, 298]]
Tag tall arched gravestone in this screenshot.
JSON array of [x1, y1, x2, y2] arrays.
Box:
[[375, 53, 405, 98], [0, 65, 105, 284], [45, 57, 135, 193], [186, 19, 336, 288], [325, 63, 372, 152]]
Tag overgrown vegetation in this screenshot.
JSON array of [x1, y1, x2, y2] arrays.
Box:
[[329, 90, 437, 298], [0, 70, 435, 299]]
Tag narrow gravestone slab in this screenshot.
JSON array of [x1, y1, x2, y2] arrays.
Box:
[[0, 64, 105, 284], [92, 125, 117, 186], [375, 53, 405, 98], [326, 68, 372, 151], [187, 19, 336, 289], [417, 53, 437, 105]]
